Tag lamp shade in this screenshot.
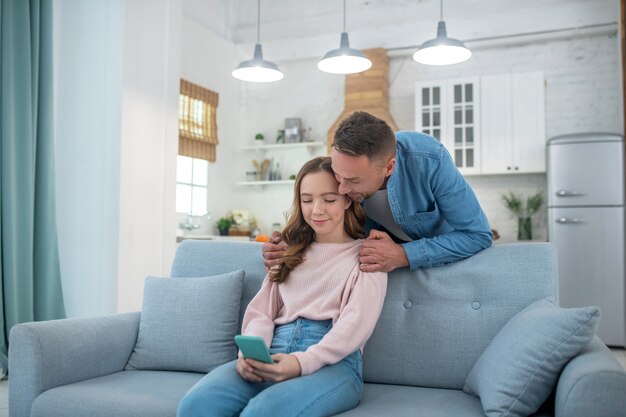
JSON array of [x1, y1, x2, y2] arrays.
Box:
[[232, 44, 284, 83], [413, 21, 471, 66], [318, 33, 372, 74]]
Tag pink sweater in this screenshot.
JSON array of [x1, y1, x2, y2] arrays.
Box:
[[241, 239, 388, 375]]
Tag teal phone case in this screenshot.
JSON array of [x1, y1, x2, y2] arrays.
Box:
[[235, 335, 274, 364]]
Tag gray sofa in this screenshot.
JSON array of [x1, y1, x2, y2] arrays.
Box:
[[9, 240, 626, 417]]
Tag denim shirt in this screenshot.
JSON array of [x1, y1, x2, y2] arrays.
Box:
[[365, 131, 492, 269]]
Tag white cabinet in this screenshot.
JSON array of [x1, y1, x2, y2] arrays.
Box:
[[415, 78, 481, 175], [415, 71, 545, 175], [481, 71, 545, 174]]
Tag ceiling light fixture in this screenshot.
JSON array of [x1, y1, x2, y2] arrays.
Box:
[[232, 0, 283, 83], [413, 0, 471, 66], [318, 0, 372, 75]]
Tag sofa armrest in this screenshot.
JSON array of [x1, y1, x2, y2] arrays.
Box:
[[555, 336, 626, 417], [9, 312, 140, 417]]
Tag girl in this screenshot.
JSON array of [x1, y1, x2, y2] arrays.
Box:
[[177, 156, 388, 417]]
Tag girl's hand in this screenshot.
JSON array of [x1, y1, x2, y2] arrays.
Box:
[[246, 353, 301, 382], [236, 356, 263, 383]]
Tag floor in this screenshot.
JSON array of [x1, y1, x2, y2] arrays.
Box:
[[0, 350, 624, 416]]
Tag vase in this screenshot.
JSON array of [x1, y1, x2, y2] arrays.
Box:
[[517, 217, 532, 240], [218, 228, 229, 236]]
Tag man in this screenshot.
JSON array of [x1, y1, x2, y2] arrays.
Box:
[[263, 111, 492, 273]]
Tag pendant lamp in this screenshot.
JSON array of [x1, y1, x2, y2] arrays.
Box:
[[318, 0, 372, 75], [413, 0, 471, 66], [232, 0, 283, 82]]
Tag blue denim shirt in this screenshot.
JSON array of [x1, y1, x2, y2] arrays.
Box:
[[365, 131, 492, 269]]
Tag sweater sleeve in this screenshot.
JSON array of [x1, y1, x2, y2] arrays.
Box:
[[240, 275, 283, 350], [292, 270, 387, 375]]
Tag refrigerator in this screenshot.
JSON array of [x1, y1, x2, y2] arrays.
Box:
[[547, 133, 625, 347]]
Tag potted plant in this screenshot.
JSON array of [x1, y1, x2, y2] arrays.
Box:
[[255, 133, 264, 144], [502, 191, 544, 240], [216, 217, 232, 236]]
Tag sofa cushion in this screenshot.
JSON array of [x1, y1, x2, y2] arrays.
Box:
[[463, 298, 600, 417], [125, 271, 244, 373], [31, 371, 203, 417], [334, 384, 485, 417]]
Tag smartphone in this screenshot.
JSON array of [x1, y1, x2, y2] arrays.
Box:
[[234, 335, 274, 364]]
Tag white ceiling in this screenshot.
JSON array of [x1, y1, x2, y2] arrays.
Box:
[[182, 0, 619, 61]]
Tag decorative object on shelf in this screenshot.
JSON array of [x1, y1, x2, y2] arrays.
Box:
[[255, 133, 264, 144], [501, 191, 544, 240], [289, 174, 296, 180], [413, 0, 471, 66], [216, 217, 232, 236], [285, 118, 302, 143], [318, 0, 372, 74], [252, 158, 271, 180], [232, 0, 283, 83], [276, 130, 285, 143]]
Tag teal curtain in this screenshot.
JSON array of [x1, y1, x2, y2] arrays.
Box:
[[0, 0, 65, 370]]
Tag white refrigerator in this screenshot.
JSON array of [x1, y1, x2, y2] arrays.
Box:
[[547, 133, 625, 347]]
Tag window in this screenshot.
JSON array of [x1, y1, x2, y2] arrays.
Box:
[[176, 156, 208, 215], [178, 79, 219, 162]]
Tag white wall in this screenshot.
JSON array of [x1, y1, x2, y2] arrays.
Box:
[[54, 0, 124, 317], [117, 0, 182, 312]]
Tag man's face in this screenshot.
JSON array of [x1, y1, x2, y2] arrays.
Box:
[[331, 149, 395, 203]]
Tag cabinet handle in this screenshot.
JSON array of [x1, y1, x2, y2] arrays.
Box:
[[555, 190, 586, 197], [514, 166, 519, 170], [507, 166, 511, 170], [556, 217, 587, 224]]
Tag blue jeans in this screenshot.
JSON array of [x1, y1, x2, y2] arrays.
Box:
[[177, 318, 363, 417]]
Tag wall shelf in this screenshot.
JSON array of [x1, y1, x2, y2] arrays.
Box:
[[237, 180, 295, 186], [238, 141, 325, 151]]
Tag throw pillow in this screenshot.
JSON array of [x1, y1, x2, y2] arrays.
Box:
[[126, 270, 245, 373], [463, 298, 600, 417]]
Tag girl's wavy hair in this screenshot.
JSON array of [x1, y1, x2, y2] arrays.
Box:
[[269, 156, 365, 283]]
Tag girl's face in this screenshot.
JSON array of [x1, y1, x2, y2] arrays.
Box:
[[299, 171, 352, 243]]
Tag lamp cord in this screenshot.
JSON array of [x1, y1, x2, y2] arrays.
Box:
[[440, 0, 443, 21], [257, 0, 261, 43], [343, 0, 346, 32]]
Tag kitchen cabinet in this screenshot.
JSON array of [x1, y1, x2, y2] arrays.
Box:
[[415, 77, 481, 175], [415, 71, 545, 176], [481, 71, 545, 174], [236, 141, 326, 186]]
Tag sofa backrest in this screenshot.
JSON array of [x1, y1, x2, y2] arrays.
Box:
[[171, 240, 557, 390]]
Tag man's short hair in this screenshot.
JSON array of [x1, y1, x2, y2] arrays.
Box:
[[332, 111, 396, 161]]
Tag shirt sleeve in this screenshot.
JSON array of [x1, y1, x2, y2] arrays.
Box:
[[291, 270, 388, 375], [240, 275, 283, 351], [402, 146, 493, 269]]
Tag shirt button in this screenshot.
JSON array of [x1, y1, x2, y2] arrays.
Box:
[[403, 301, 412, 309], [472, 301, 481, 310]]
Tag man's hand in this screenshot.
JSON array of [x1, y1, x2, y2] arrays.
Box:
[[245, 353, 301, 383], [236, 356, 263, 383], [359, 229, 409, 273], [262, 231, 288, 271]]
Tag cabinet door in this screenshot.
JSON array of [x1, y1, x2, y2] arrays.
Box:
[[481, 74, 513, 174], [512, 71, 545, 173], [415, 82, 445, 142], [446, 77, 480, 175]]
